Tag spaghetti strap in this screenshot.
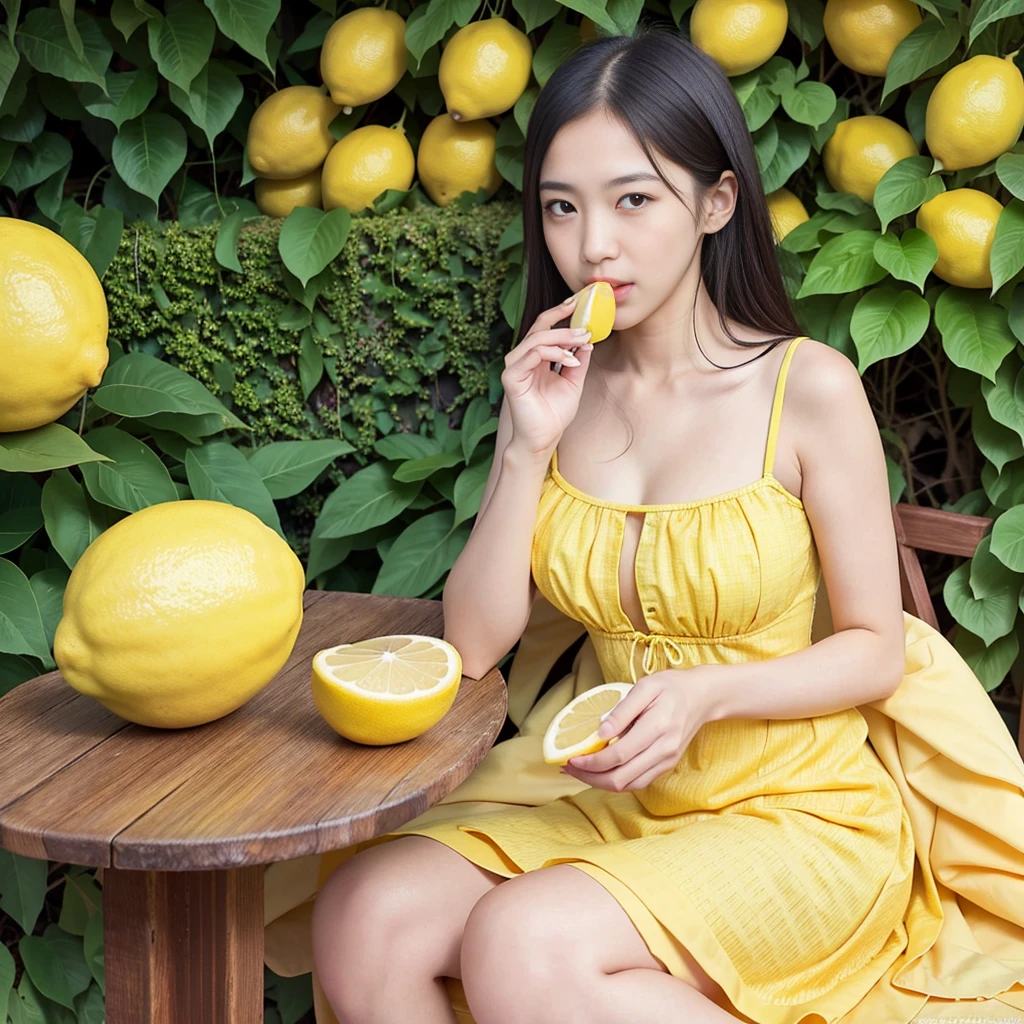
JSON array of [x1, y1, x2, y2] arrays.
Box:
[[551, 447, 559, 473], [763, 336, 808, 477]]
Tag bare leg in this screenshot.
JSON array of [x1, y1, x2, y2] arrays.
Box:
[[460, 863, 746, 1024], [310, 836, 505, 1024]]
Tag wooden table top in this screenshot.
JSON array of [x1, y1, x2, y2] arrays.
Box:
[[0, 591, 507, 871]]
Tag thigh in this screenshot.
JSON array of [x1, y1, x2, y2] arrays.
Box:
[[313, 835, 506, 980]]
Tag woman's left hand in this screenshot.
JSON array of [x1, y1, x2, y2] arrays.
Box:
[[563, 669, 711, 792]]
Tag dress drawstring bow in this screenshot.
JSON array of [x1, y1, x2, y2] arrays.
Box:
[[628, 632, 686, 684]]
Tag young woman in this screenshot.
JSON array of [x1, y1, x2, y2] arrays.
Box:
[[299, 27, 1024, 1024]]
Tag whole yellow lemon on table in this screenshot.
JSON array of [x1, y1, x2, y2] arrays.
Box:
[[54, 500, 305, 729], [439, 17, 532, 121], [0, 219, 109, 433], [915, 188, 1003, 289], [312, 635, 462, 745], [822, 0, 921, 77], [321, 123, 415, 212], [689, 0, 789, 76], [822, 115, 918, 203], [320, 7, 408, 113], [416, 114, 503, 206], [925, 54, 1024, 171], [247, 85, 341, 180]]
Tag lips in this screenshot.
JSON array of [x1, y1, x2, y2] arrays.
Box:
[[586, 277, 630, 287]]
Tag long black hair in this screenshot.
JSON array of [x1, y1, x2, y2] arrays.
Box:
[[517, 26, 802, 362]]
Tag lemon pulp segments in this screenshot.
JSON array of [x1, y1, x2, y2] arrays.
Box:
[[318, 635, 458, 696], [570, 281, 616, 342], [543, 682, 632, 763]]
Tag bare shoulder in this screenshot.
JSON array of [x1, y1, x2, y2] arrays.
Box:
[[784, 338, 867, 420]]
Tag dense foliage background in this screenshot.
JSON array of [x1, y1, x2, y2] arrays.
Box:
[[2, 0, 1024, 1019]]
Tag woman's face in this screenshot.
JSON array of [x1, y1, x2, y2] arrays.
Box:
[[538, 108, 733, 330]]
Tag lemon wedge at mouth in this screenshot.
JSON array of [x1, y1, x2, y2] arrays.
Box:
[[569, 281, 617, 342]]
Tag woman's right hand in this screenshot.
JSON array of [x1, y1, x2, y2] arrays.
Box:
[[500, 295, 596, 457]]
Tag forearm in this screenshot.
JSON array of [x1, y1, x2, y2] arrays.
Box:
[[689, 626, 905, 724], [442, 443, 550, 678]]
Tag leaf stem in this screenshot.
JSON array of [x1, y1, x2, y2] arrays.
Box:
[[84, 164, 111, 211]]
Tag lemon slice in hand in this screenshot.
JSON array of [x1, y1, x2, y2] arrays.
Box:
[[542, 682, 633, 765], [569, 281, 617, 342], [312, 635, 462, 745]]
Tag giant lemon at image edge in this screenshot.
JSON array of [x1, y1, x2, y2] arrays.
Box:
[[0, 219, 109, 433], [54, 501, 305, 729]]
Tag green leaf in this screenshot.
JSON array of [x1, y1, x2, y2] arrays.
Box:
[[28, 569, 67, 651], [60, 205, 124, 279], [873, 155, 945, 233], [0, 34, 20, 109], [20, 929, 90, 1010], [111, 111, 188, 205], [202, 0, 280, 70], [742, 84, 780, 132], [110, 0, 154, 40], [990, 198, 1024, 295], [850, 285, 930, 372], [42, 470, 119, 569], [550, 0, 619, 32], [991, 503, 1024, 571], [315, 461, 422, 540], [0, 851, 47, 935], [278, 207, 351, 288], [3, 131, 71, 192], [404, 0, 480, 66], [184, 443, 282, 536], [246, 439, 353, 499], [532, 20, 580, 87], [881, 16, 961, 103], [982, 456, 1024, 508], [0, 944, 14, 1023], [787, 0, 825, 47], [0, 558, 51, 665], [760, 121, 811, 194], [970, 533, 1017, 598], [453, 456, 490, 527], [872, 228, 938, 291], [943, 557, 1017, 644], [374, 434, 440, 460], [371, 509, 470, 598], [0, 424, 110, 474], [91, 352, 247, 429], [968, 0, 1024, 45], [167, 59, 242, 149], [606, 0, 645, 33], [0, 474, 42, 555], [512, 0, 561, 32], [954, 627, 1018, 692], [795, 230, 887, 298], [513, 83, 539, 138], [58, 872, 102, 938], [974, 399, 1024, 471], [79, 426, 178, 512], [16, 8, 110, 91], [146, 0, 215, 92], [81, 912, 103, 992], [980, 356, 1024, 443], [393, 450, 465, 482], [298, 329, 323, 399], [935, 286, 1016, 381], [80, 66, 158, 129], [214, 209, 244, 273], [996, 151, 1024, 201], [780, 80, 836, 128], [1011, 281, 1024, 344], [904, 79, 937, 146]]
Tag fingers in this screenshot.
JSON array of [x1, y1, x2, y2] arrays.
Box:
[[524, 294, 578, 338], [569, 712, 659, 773], [503, 328, 592, 379]]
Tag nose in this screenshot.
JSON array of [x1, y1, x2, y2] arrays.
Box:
[[579, 206, 619, 267]]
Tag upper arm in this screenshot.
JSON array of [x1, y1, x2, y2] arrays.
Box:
[[470, 394, 540, 603], [786, 342, 904, 657]]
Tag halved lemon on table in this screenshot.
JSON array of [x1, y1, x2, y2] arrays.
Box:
[[570, 281, 617, 342], [542, 682, 633, 765], [311, 635, 462, 745]]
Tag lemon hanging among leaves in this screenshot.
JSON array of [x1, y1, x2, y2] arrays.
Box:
[[320, 7, 408, 114], [416, 113, 503, 207], [822, 115, 918, 203], [321, 117, 416, 213], [439, 17, 533, 121], [255, 170, 323, 217], [822, 0, 922, 77], [54, 501, 305, 729], [925, 54, 1024, 172], [766, 188, 810, 241], [915, 188, 1003, 290], [247, 85, 341, 180], [689, 0, 789, 76], [0, 219, 109, 433]]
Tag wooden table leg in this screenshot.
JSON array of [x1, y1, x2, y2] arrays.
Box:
[[103, 864, 264, 1023]]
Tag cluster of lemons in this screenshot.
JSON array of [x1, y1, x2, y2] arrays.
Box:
[[692, 0, 1024, 290], [247, 7, 533, 215]]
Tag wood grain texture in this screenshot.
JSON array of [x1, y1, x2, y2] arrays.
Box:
[[893, 505, 993, 558], [103, 864, 263, 1024], [0, 591, 507, 870]]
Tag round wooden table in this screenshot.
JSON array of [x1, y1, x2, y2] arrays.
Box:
[[0, 590, 507, 1024]]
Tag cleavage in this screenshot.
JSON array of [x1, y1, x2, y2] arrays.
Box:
[[618, 511, 653, 634]]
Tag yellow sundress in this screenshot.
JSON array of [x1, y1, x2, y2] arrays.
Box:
[[264, 335, 1024, 1024]]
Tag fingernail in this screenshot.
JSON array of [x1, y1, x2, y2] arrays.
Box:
[[562, 294, 576, 305], [563, 356, 580, 367], [582, 343, 594, 350], [571, 328, 590, 336]]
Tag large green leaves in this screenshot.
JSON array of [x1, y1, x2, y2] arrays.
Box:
[[147, 0, 215, 92], [935, 287, 1017, 381], [79, 426, 178, 512], [372, 509, 471, 598], [0, 425, 109, 474], [16, 8, 110, 91], [873, 156, 945, 233], [944, 535, 1019, 643], [315, 461, 422, 540], [80, 67, 158, 129], [246, 439, 353, 499], [850, 285, 930, 372], [796, 230, 888, 297], [881, 16, 961, 103], [203, 0, 280, 70], [278, 207, 351, 288], [872, 228, 938, 292], [990, 198, 1024, 295], [0, 558, 53, 666], [111, 111, 187, 205], [184, 442, 283, 535], [168, 59, 242, 149]]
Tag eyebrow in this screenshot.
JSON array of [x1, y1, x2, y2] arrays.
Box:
[[538, 171, 663, 193]]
